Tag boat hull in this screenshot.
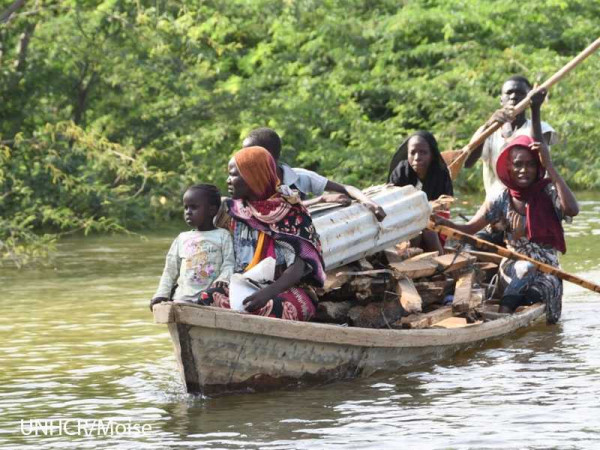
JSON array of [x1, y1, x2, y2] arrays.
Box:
[[154, 302, 545, 396]]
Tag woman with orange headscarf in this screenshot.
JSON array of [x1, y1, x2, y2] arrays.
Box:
[[198, 146, 325, 321]]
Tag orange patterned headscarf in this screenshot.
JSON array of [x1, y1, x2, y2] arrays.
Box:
[[233, 146, 279, 200]]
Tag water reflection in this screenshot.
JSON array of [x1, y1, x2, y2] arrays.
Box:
[[1, 195, 600, 448]]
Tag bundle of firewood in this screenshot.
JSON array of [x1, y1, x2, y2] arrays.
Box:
[[313, 243, 503, 329]]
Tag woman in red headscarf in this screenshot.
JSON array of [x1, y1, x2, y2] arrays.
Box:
[[433, 89, 579, 324], [198, 146, 325, 321]]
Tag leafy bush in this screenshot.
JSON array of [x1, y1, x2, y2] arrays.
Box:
[[2, 0, 599, 265]]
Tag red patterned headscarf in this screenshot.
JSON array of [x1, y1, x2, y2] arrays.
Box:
[[496, 135, 566, 253], [233, 146, 278, 200]]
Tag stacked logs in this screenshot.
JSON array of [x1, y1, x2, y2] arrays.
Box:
[[313, 243, 502, 329]]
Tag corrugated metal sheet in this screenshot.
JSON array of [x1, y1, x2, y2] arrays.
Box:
[[311, 185, 431, 270]]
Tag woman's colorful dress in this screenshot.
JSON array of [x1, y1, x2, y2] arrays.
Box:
[[484, 185, 571, 323]]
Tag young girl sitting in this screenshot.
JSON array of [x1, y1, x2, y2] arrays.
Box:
[[433, 89, 578, 324], [149, 184, 235, 310]]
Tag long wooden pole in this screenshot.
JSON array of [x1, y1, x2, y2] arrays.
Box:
[[448, 36, 600, 181], [429, 223, 600, 294]]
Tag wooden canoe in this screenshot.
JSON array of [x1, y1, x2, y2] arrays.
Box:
[[153, 301, 545, 396]]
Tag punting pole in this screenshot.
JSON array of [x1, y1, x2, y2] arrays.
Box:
[[429, 223, 600, 294], [447, 36, 600, 181]]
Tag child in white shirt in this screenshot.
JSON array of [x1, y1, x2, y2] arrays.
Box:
[[150, 184, 234, 309]]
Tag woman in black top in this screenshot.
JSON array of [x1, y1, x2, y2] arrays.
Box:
[[388, 131, 453, 253]]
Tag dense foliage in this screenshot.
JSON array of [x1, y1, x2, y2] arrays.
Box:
[[2, 0, 600, 266]]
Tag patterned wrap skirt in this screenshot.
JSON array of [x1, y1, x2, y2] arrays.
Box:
[[199, 285, 317, 321], [499, 253, 563, 324]]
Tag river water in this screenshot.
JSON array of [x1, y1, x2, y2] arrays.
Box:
[[1, 194, 600, 449]]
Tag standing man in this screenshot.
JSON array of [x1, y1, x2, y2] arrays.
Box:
[[465, 75, 557, 201]]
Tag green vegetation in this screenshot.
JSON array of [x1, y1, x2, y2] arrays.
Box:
[[2, 0, 600, 266]]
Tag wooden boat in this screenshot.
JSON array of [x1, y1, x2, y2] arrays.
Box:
[[152, 300, 545, 396]]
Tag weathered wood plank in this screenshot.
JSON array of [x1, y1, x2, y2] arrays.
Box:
[[396, 306, 454, 329], [314, 301, 352, 323], [408, 251, 440, 261], [350, 301, 404, 329], [414, 279, 454, 306], [433, 253, 477, 272], [323, 270, 351, 291], [398, 278, 422, 314], [475, 262, 499, 271], [433, 317, 469, 328], [389, 255, 438, 279], [452, 270, 478, 313], [383, 247, 404, 264], [153, 303, 545, 348], [466, 250, 504, 264], [395, 241, 423, 260]]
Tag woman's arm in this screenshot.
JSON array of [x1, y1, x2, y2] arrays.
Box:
[[432, 202, 491, 235], [242, 258, 307, 312], [530, 89, 579, 217], [325, 181, 387, 221], [302, 192, 352, 208]]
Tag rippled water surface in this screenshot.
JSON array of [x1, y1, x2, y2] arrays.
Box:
[[1, 194, 600, 449]]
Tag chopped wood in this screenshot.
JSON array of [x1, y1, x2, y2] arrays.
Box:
[[415, 278, 455, 292], [322, 269, 351, 292], [390, 253, 475, 280], [347, 306, 364, 326], [357, 258, 374, 271], [395, 306, 454, 329], [471, 287, 485, 304], [433, 253, 476, 273], [314, 301, 352, 323], [429, 273, 448, 282], [433, 317, 468, 328], [389, 254, 438, 279], [475, 262, 499, 271], [396, 241, 423, 260], [474, 262, 499, 284], [350, 301, 404, 329], [349, 276, 373, 304], [466, 250, 503, 264], [413, 279, 455, 306], [383, 247, 404, 264], [452, 270, 481, 313], [335, 269, 395, 277], [409, 251, 440, 261], [397, 278, 422, 314]]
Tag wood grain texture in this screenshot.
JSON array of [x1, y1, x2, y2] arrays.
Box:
[[153, 302, 545, 395]]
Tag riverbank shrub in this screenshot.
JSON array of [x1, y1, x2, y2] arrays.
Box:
[[2, 0, 599, 266]]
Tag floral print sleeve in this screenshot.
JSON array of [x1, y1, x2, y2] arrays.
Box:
[[153, 236, 181, 299], [483, 189, 509, 227]]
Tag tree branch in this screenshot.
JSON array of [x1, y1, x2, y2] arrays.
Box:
[[73, 68, 97, 125], [0, 0, 26, 24], [15, 21, 35, 73]]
